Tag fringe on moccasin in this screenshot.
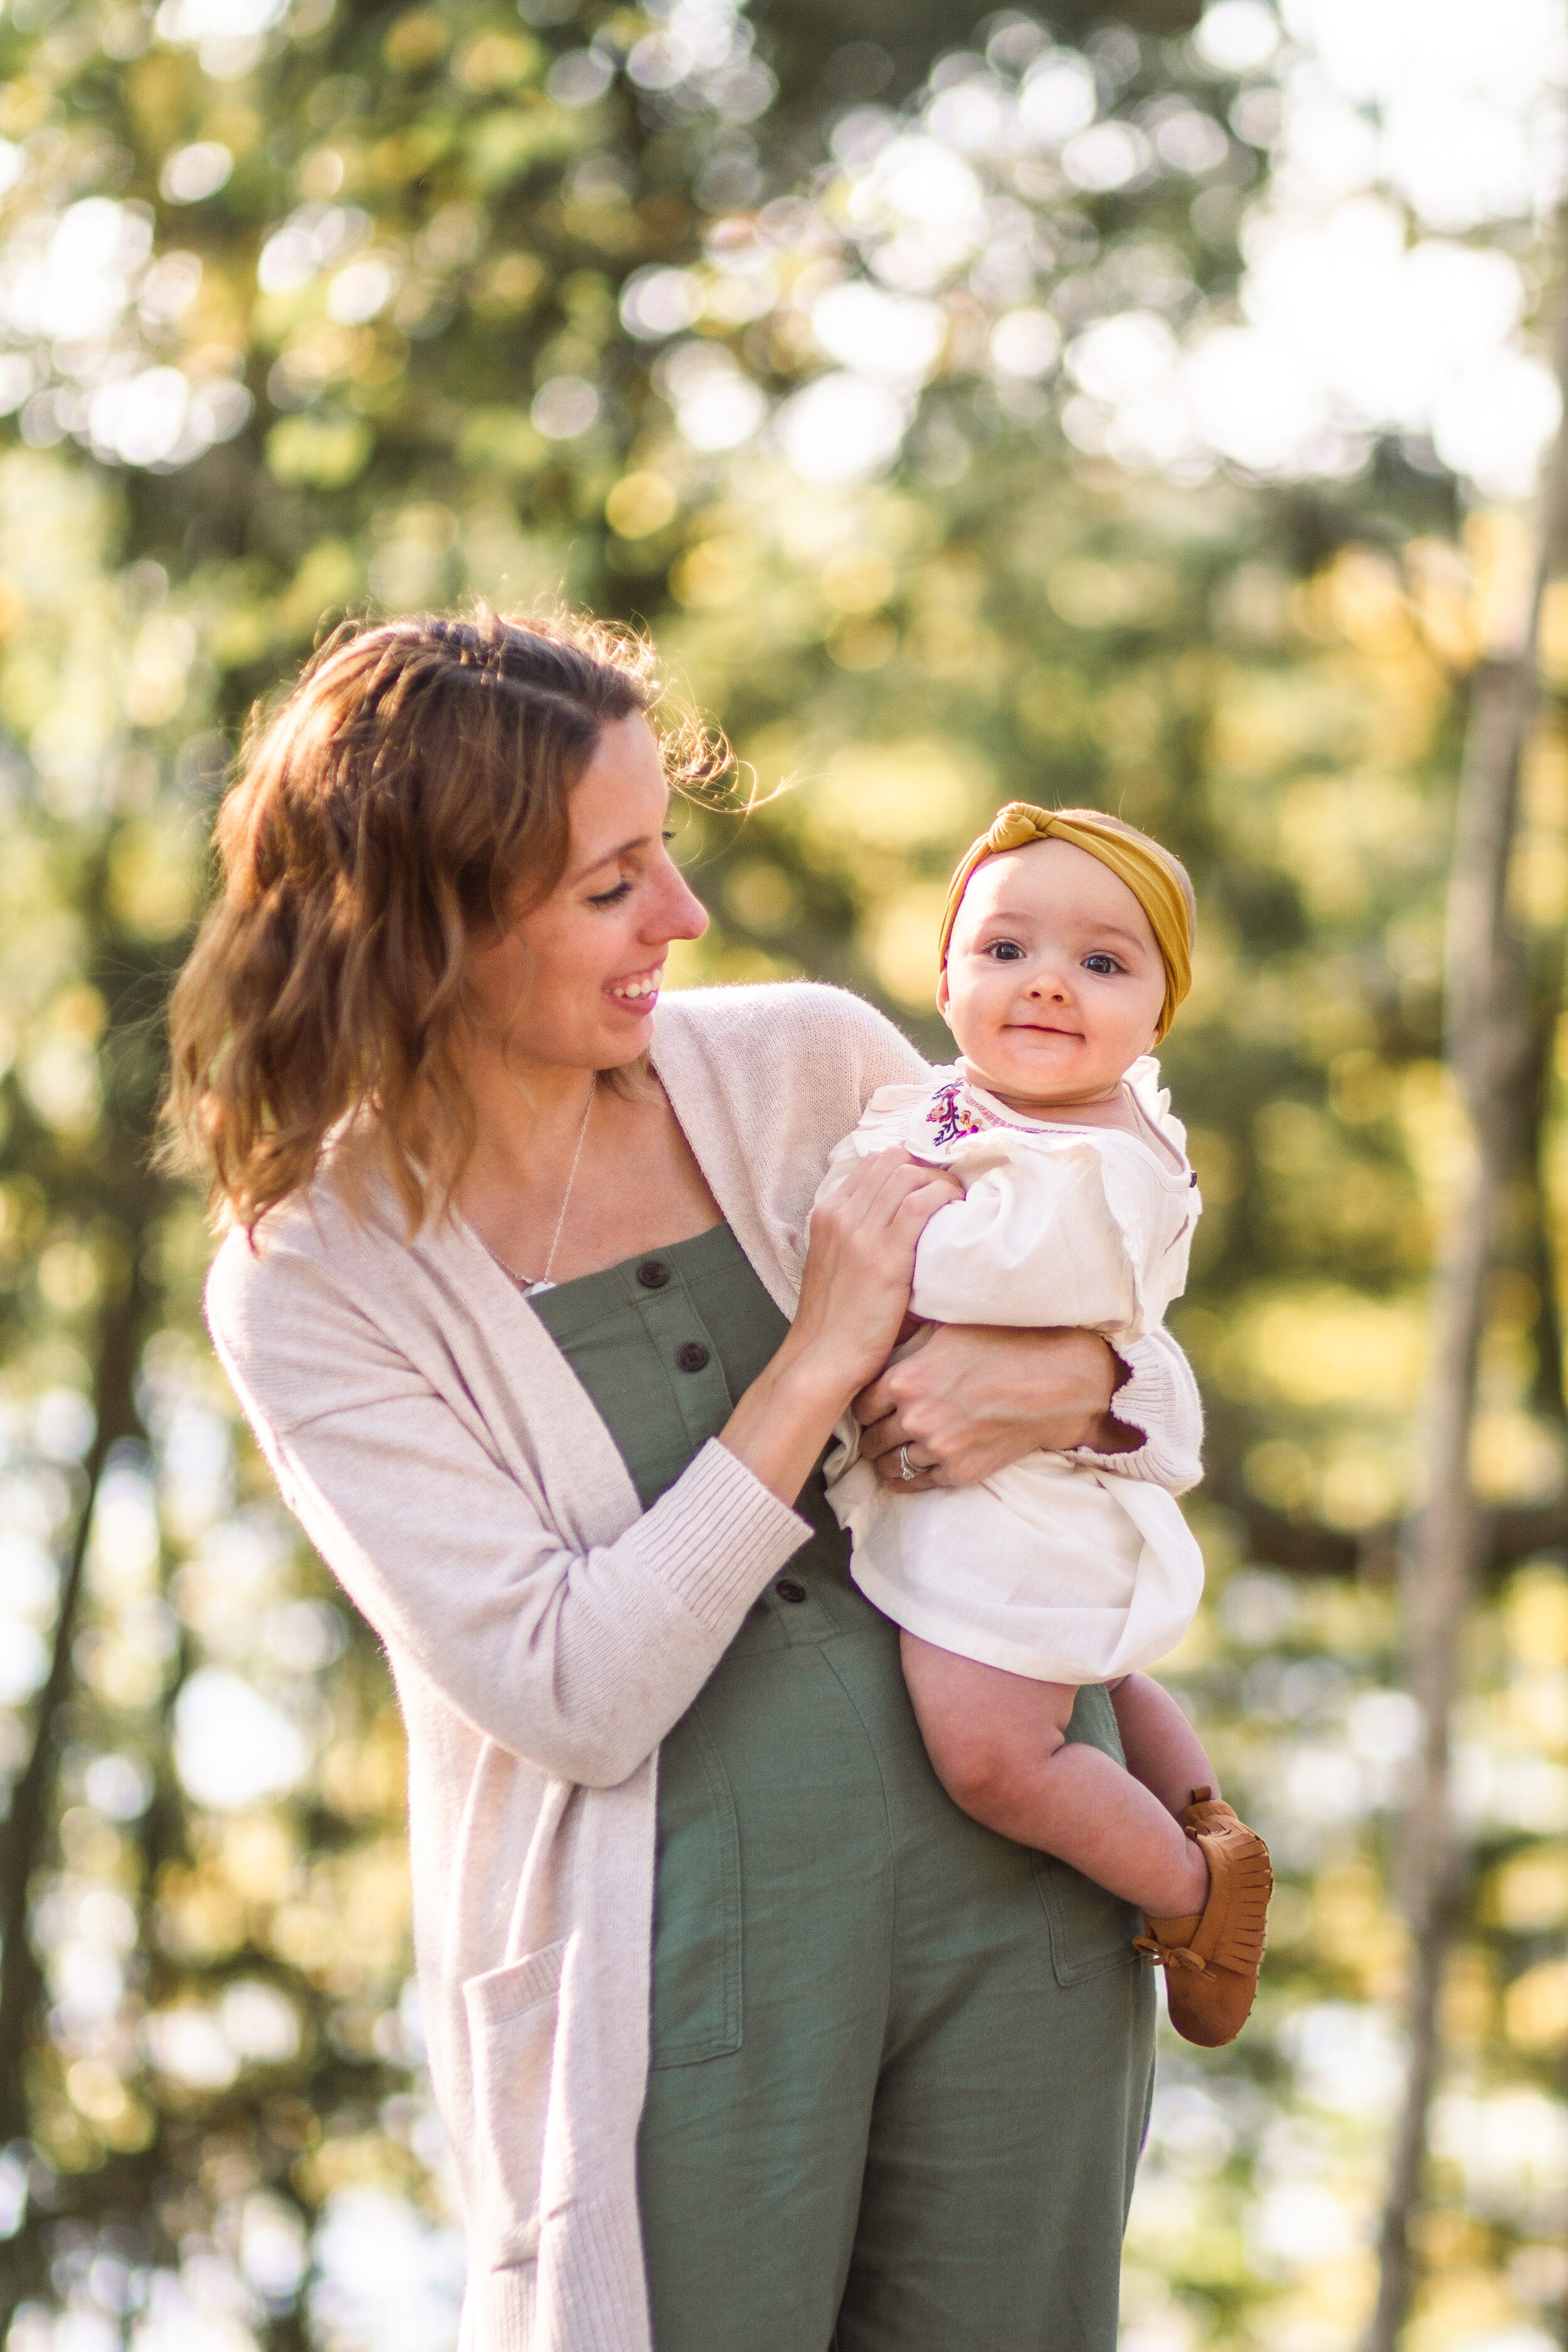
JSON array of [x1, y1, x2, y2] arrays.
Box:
[[1132, 1787, 1273, 2048]]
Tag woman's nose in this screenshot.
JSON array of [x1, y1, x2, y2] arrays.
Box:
[[649, 856, 709, 946]]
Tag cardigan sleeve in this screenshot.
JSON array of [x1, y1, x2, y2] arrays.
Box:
[[208, 1244, 810, 1789], [1071, 1327, 1205, 1495]]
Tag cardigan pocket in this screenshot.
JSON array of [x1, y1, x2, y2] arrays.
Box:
[[649, 1705, 742, 2069], [463, 1937, 567, 2269]]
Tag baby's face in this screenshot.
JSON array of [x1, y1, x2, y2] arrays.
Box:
[[938, 838, 1167, 1108]]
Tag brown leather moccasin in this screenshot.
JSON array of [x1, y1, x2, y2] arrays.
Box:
[[1132, 1787, 1273, 2048]]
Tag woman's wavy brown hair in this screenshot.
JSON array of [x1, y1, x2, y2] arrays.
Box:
[[163, 607, 723, 1236]]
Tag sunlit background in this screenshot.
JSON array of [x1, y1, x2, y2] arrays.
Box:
[[1, 0, 1567, 2345]]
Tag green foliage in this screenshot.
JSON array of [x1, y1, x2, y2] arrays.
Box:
[[0, 0, 1564, 2346]]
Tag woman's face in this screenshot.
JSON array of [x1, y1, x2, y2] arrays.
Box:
[[462, 712, 709, 1077]]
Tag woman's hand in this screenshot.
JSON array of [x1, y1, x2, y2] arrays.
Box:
[[852, 1325, 1136, 1490], [787, 1152, 964, 1394], [719, 1152, 960, 1507]]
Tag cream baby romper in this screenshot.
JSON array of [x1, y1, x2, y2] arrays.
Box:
[[820, 1057, 1205, 1685]]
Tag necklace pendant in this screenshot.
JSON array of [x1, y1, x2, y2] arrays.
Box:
[[521, 1276, 556, 1298]]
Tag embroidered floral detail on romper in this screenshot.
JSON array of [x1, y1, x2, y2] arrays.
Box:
[[926, 1081, 986, 1150]]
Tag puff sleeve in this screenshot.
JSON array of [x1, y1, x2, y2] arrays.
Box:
[[909, 1139, 1152, 1334]]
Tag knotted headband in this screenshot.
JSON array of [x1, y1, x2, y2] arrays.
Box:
[[938, 802, 1193, 1043]]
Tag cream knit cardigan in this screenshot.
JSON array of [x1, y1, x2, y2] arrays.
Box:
[[204, 982, 1203, 2352]]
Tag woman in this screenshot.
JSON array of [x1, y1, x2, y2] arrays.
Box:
[[168, 610, 1204, 2352]]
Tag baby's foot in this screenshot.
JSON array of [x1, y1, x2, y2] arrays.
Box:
[[1132, 1788, 1273, 2048]]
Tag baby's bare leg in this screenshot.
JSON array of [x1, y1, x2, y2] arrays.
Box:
[[901, 1634, 1209, 1917], [1107, 1672, 1217, 1816]]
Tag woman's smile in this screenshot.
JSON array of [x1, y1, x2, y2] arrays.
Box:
[[608, 961, 664, 1007]]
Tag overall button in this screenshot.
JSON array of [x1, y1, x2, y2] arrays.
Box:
[[637, 1260, 670, 1290], [676, 1341, 710, 1374], [775, 1579, 807, 1604]]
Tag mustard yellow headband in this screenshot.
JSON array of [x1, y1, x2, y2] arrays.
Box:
[[939, 802, 1193, 1044]]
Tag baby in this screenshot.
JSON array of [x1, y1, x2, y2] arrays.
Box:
[[820, 803, 1271, 2046]]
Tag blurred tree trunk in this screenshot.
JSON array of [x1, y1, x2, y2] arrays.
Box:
[[0, 1234, 152, 2141], [0, 834, 167, 2160], [1364, 262, 1568, 2352]]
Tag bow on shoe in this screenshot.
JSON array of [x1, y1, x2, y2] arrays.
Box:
[[1131, 1936, 1207, 1972]]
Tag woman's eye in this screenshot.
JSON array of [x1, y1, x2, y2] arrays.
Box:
[[1082, 952, 1122, 976], [588, 878, 633, 908]]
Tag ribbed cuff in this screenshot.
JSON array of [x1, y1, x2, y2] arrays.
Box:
[[1069, 1333, 1204, 1495], [460, 2262, 536, 2352], [625, 1438, 812, 1630], [575, 2191, 655, 2352]]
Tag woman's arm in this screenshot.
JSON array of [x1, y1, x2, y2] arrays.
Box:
[[226, 1369, 804, 1791], [1072, 1325, 1205, 1491], [211, 1152, 957, 1791], [718, 1150, 961, 1502], [852, 1322, 1204, 1493], [850, 1115, 1203, 1493]]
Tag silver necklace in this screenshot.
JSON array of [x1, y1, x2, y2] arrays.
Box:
[[496, 1079, 596, 1298]]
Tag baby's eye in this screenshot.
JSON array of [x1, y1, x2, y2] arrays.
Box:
[[987, 939, 1026, 961], [1082, 952, 1123, 976]]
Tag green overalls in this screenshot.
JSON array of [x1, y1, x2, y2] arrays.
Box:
[[532, 1222, 1155, 2352]]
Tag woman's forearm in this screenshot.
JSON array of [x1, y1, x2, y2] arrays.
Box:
[[721, 1147, 964, 1505], [1086, 1338, 1142, 1454], [719, 1342, 853, 1506], [850, 1321, 1204, 1493], [852, 1323, 1121, 1488]]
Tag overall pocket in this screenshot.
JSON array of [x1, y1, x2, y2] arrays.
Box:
[[1032, 1853, 1142, 1986], [463, 1938, 567, 2269], [1030, 1682, 1140, 1984], [650, 1705, 742, 2069]]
